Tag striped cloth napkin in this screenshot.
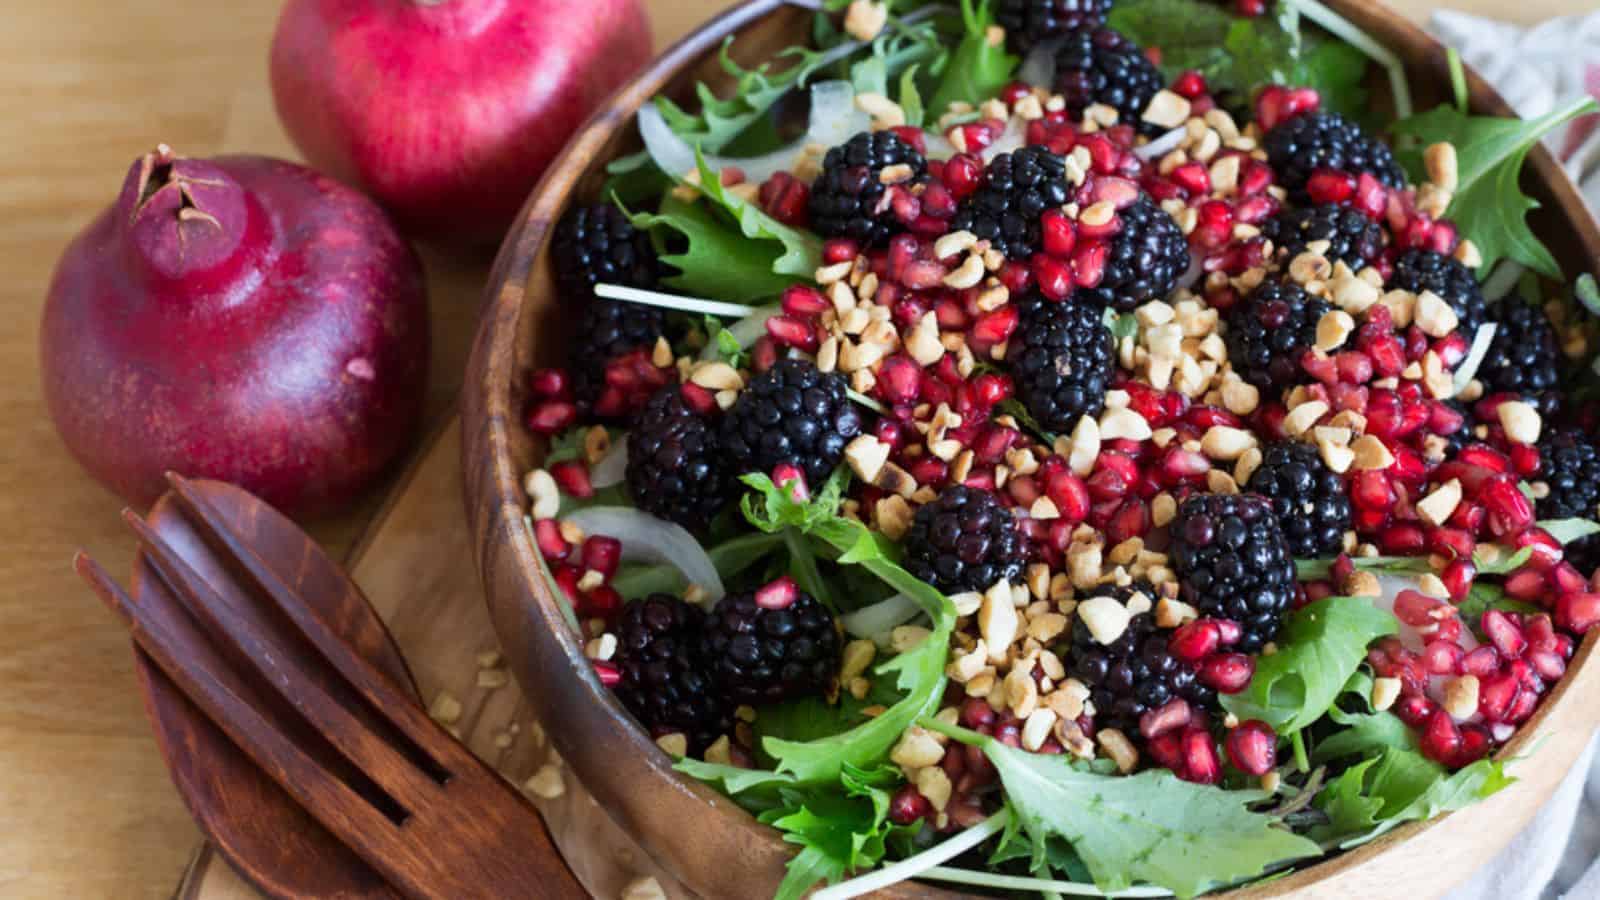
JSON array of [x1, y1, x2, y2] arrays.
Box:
[[1430, 12, 1600, 899]]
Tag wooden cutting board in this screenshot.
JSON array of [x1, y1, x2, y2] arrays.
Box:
[[171, 420, 691, 900]]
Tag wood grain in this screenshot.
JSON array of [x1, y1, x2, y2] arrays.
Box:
[[0, 1, 1586, 898]]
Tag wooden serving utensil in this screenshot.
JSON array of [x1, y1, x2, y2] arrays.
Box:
[[77, 475, 586, 900]]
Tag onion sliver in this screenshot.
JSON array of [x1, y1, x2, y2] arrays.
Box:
[[638, 80, 868, 186], [701, 304, 782, 361], [1018, 38, 1064, 87], [1134, 127, 1185, 162], [588, 440, 628, 489], [840, 593, 923, 643], [563, 507, 724, 602]]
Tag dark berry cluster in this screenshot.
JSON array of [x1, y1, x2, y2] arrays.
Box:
[[995, 0, 1114, 52], [1078, 196, 1190, 312], [1388, 249, 1489, 338], [949, 146, 1073, 260], [808, 130, 927, 247], [720, 358, 866, 488], [1224, 280, 1333, 395], [626, 385, 731, 531], [1007, 293, 1115, 433], [1052, 28, 1166, 136], [1246, 442, 1353, 558], [1262, 204, 1384, 268], [1066, 583, 1214, 739], [902, 486, 1026, 594], [1170, 494, 1297, 652], [1263, 112, 1406, 203]]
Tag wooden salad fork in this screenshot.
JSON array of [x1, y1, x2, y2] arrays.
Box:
[[76, 474, 585, 900]]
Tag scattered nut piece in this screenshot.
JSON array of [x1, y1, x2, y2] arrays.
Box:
[[1417, 478, 1464, 528], [428, 692, 462, 725], [655, 733, 689, 757], [1351, 434, 1396, 470], [1142, 90, 1191, 129], [1076, 594, 1132, 645], [1371, 676, 1401, 712], [1443, 674, 1480, 721], [979, 581, 1020, 661], [1414, 291, 1460, 338], [845, 434, 891, 482], [891, 726, 947, 770], [525, 764, 565, 800], [1097, 728, 1139, 773], [1498, 400, 1543, 445], [622, 876, 668, 900], [1424, 142, 1459, 192]]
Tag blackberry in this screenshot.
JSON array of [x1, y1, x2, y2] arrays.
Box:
[[701, 588, 840, 706], [903, 486, 1026, 594], [1478, 302, 1563, 419], [1007, 293, 1115, 433], [1246, 442, 1353, 558], [552, 204, 669, 417], [720, 358, 865, 487], [551, 203, 661, 302], [995, 0, 1114, 52], [1170, 493, 1297, 652], [1077, 196, 1189, 311], [568, 300, 668, 419], [808, 130, 926, 247], [1388, 249, 1489, 337], [1534, 429, 1600, 574], [1225, 280, 1332, 395], [949, 146, 1072, 260], [1052, 28, 1165, 137], [612, 594, 733, 755], [1065, 583, 1212, 737], [1262, 204, 1384, 268], [626, 385, 731, 531], [1263, 112, 1406, 203]]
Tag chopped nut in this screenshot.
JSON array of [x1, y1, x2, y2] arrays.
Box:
[[1005, 667, 1040, 718], [1152, 493, 1178, 527], [1097, 728, 1139, 773], [1283, 399, 1329, 437], [1022, 708, 1058, 752], [1233, 446, 1263, 487], [1067, 415, 1101, 476], [1417, 573, 1450, 600], [655, 733, 689, 757], [875, 494, 913, 541], [689, 361, 743, 392], [1200, 425, 1256, 461], [943, 253, 986, 289], [915, 766, 953, 812], [854, 91, 905, 127], [1345, 569, 1382, 599], [1350, 434, 1396, 470], [979, 581, 1020, 661], [1206, 469, 1239, 494], [1443, 674, 1479, 721], [1417, 478, 1463, 528], [1154, 597, 1199, 628], [891, 726, 947, 769], [1209, 154, 1241, 194], [1319, 438, 1356, 475], [1142, 90, 1191, 129], [905, 311, 945, 366], [1076, 594, 1132, 645], [429, 692, 463, 725], [1498, 400, 1542, 445], [622, 876, 669, 900], [1080, 201, 1116, 228], [1315, 309, 1356, 352], [891, 625, 932, 653], [1414, 290, 1460, 338], [1098, 407, 1153, 442], [1371, 676, 1401, 712], [525, 469, 560, 520], [841, 640, 877, 681], [525, 764, 565, 799], [845, 434, 891, 482], [1424, 142, 1459, 192]]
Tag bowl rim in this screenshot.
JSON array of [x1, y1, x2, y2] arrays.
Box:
[[463, 2, 1600, 898]]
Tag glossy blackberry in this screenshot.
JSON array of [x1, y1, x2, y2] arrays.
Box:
[[807, 130, 926, 247], [1052, 28, 1166, 136], [1077, 196, 1189, 311], [700, 589, 840, 706], [626, 385, 730, 531], [1534, 429, 1600, 574], [1263, 113, 1406, 203], [1007, 293, 1115, 433], [1225, 280, 1332, 395], [568, 300, 669, 419], [1479, 302, 1563, 419], [949, 146, 1072, 260], [1246, 442, 1353, 558], [612, 594, 733, 755], [995, 0, 1114, 52], [551, 203, 661, 301], [1170, 493, 1297, 652], [1388, 249, 1489, 337], [903, 486, 1026, 594], [1065, 583, 1213, 737], [1262, 204, 1384, 268], [720, 358, 865, 487]]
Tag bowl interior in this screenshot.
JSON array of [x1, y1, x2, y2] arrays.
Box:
[[464, 2, 1600, 898]]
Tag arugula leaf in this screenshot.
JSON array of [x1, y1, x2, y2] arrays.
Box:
[[691, 150, 822, 281], [1220, 596, 1397, 734], [1315, 675, 1417, 762], [1391, 96, 1600, 278], [736, 471, 955, 783], [1577, 274, 1600, 318], [924, 721, 1321, 898], [1456, 581, 1542, 626], [654, 42, 833, 155], [1539, 518, 1600, 546], [1314, 747, 1515, 846], [1105, 308, 1140, 342], [1109, 0, 1367, 117], [899, 65, 926, 128], [927, 0, 1018, 115], [765, 764, 911, 900], [674, 756, 795, 803], [627, 195, 797, 302]]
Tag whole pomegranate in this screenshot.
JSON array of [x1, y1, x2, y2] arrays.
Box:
[[41, 146, 429, 517], [270, 0, 653, 244]]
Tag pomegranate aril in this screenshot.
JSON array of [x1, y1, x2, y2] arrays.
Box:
[[755, 576, 799, 610], [1139, 698, 1192, 739], [533, 518, 570, 561], [1454, 725, 1490, 766], [593, 660, 622, 687], [1481, 610, 1526, 657], [550, 460, 594, 499], [1461, 646, 1500, 679], [1199, 653, 1254, 693], [1476, 673, 1517, 722], [772, 463, 809, 501], [1393, 694, 1437, 728], [766, 315, 820, 352], [1419, 710, 1462, 765], [526, 400, 578, 434], [890, 785, 931, 825], [1422, 640, 1463, 676], [580, 535, 621, 578], [1040, 208, 1077, 257], [1169, 620, 1221, 662], [1225, 720, 1278, 776], [1557, 593, 1600, 634], [781, 284, 830, 316], [1179, 727, 1222, 784], [529, 368, 570, 399]]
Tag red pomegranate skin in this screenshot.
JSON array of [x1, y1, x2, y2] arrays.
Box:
[[270, 0, 653, 244], [41, 146, 429, 517]]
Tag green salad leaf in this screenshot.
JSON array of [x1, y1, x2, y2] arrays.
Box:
[[1314, 747, 1515, 846], [691, 150, 821, 280], [1313, 673, 1418, 763], [1456, 581, 1542, 627], [1540, 518, 1600, 546], [1220, 596, 1397, 734], [1391, 95, 1600, 278], [764, 764, 914, 900], [927, 0, 1018, 115], [923, 720, 1321, 898], [1109, 0, 1368, 117]]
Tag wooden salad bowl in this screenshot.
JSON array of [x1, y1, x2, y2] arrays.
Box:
[[463, 1, 1600, 897]]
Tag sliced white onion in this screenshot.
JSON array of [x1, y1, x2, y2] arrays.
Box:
[[1450, 323, 1498, 398], [588, 440, 628, 489], [921, 131, 958, 160], [1372, 574, 1480, 654], [1018, 38, 1064, 88], [1134, 127, 1186, 162], [840, 593, 923, 643], [1176, 252, 1205, 292], [980, 118, 1028, 162], [563, 507, 724, 603], [637, 80, 869, 187]]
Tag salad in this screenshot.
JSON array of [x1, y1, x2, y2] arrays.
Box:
[[518, 0, 1600, 896]]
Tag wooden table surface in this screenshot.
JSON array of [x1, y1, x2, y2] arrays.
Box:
[[0, 0, 1584, 897]]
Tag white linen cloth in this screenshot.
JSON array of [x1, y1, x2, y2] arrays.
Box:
[[1426, 11, 1600, 899]]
